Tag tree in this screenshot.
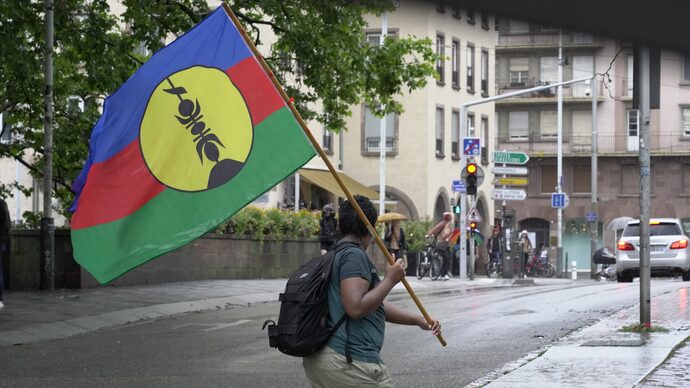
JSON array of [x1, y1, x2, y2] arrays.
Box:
[[0, 0, 438, 221]]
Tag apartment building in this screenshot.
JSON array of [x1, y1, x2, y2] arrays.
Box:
[[494, 18, 690, 273]]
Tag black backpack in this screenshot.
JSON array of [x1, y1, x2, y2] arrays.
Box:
[[263, 241, 359, 357]]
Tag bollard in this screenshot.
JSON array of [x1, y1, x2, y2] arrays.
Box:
[[571, 260, 577, 280]]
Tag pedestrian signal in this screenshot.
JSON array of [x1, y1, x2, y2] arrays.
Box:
[[452, 205, 461, 214]]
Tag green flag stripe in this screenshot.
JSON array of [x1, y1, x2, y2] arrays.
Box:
[[72, 108, 315, 283]]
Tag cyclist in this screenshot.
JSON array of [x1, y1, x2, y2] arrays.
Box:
[[425, 212, 453, 281]]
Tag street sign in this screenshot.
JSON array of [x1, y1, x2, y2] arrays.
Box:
[[493, 166, 529, 176], [463, 137, 481, 156], [492, 188, 527, 201], [586, 212, 597, 222], [494, 177, 529, 186], [551, 192, 570, 209], [452, 179, 466, 193], [466, 207, 483, 222], [493, 151, 530, 165]]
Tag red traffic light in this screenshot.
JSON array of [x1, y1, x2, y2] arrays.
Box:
[[469, 222, 477, 229]]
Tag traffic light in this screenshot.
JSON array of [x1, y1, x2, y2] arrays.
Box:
[[465, 162, 478, 195], [469, 221, 477, 230], [452, 205, 461, 214]]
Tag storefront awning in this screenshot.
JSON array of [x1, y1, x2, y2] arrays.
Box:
[[298, 168, 379, 200]]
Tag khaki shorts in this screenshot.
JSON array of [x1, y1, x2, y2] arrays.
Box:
[[303, 346, 394, 388]]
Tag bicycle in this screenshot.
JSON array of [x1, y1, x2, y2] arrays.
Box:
[[416, 236, 444, 280], [486, 253, 503, 278], [526, 247, 555, 278]]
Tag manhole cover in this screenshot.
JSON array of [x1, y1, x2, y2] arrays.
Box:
[[581, 339, 646, 347]]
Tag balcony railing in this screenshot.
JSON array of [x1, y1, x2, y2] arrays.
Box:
[[495, 79, 603, 100], [364, 136, 395, 153], [497, 28, 602, 47], [496, 134, 690, 155]]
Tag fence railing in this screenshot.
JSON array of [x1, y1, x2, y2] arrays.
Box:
[[496, 134, 690, 154], [497, 29, 602, 46], [364, 136, 396, 153], [495, 79, 603, 99]]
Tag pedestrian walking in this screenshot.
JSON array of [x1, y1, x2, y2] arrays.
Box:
[[383, 219, 408, 268], [518, 230, 532, 278], [0, 197, 9, 309], [303, 195, 441, 388], [486, 226, 503, 266], [318, 203, 338, 255]]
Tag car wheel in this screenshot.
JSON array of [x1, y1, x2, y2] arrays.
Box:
[[682, 271, 690, 282], [617, 271, 633, 283]]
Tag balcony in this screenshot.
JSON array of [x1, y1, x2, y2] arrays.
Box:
[[364, 136, 395, 153], [497, 28, 604, 49], [495, 79, 604, 103], [496, 134, 690, 156]]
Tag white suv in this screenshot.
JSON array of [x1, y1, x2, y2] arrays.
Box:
[[616, 218, 690, 282]]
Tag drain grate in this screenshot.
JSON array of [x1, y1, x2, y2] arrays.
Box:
[[581, 339, 646, 347]]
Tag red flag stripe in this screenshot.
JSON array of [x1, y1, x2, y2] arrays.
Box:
[[226, 56, 286, 125]]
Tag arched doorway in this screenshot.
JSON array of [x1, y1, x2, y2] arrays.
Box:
[[433, 191, 450, 222]]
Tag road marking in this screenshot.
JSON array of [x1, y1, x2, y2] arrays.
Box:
[[172, 319, 252, 331]]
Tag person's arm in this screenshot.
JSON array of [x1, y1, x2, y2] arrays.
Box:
[[340, 258, 405, 319], [384, 302, 441, 335], [426, 221, 444, 238]]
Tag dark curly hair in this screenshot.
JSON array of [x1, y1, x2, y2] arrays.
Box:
[[338, 195, 378, 238]]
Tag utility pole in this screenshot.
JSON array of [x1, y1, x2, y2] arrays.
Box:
[[378, 10, 388, 216], [589, 79, 598, 278], [459, 106, 468, 279], [556, 29, 564, 277], [638, 45, 652, 326], [41, 0, 55, 292]]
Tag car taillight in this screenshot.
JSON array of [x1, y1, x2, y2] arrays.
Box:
[[670, 239, 688, 249], [617, 241, 635, 251]]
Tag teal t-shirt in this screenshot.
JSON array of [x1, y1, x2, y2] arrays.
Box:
[[326, 244, 385, 363]]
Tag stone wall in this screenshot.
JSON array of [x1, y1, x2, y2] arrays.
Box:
[[3, 230, 320, 289]]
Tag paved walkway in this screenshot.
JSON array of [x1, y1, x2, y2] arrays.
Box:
[[1, 277, 689, 387]]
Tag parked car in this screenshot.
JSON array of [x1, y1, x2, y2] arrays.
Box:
[[616, 218, 690, 282]]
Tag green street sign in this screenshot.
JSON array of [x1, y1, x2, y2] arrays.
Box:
[[493, 151, 530, 165]]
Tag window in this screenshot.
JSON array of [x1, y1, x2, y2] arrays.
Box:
[[436, 34, 445, 84], [541, 165, 556, 194], [684, 55, 690, 82], [540, 111, 557, 139], [481, 116, 489, 164], [509, 19, 529, 34], [451, 110, 460, 159], [436, 107, 445, 157], [509, 57, 529, 85], [451, 6, 461, 19], [467, 112, 475, 137], [481, 13, 490, 30], [540, 56, 558, 84], [681, 108, 690, 137], [322, 129, 333, 153], [467, 10, 475, 25], [572, 164, 591, 193], [481, 49, 489, 96], [363, 105, 396, 153], [628, 109, 639, 137], [572, 111, 592, 149], [626, 54, 634, 97], [451, 39, 460, 88], [509, 111, 528, 140], [572, 56, 593, 97], [466, 44, 475, 92]]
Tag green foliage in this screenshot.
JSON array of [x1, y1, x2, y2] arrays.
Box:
[[403, 218, 433, 252], [215, 206, 320, 240], [1, 1, 438, 220]]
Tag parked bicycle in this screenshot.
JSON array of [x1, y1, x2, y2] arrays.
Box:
[[416, 236, 444, 280], [525, 246, 555, 278], [486, 254, 503, 278]]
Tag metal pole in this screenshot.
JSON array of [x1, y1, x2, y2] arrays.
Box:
[[459, 106, 468, 279], [557, 29, 564, 278], [638, 45, 651, 326], [590, 78, 598, 278], [41, 0, 55, 292], [294, 172, 300, 211], [378, 11, 388, 216]]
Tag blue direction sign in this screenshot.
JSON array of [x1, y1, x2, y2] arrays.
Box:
[[463, 137, 481, 156], [585, 212, 597, 222], [551, 192, 570, 209], [452, 179, 466, 193]]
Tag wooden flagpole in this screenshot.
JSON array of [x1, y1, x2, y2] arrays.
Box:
[[222, 4, 446, 347]]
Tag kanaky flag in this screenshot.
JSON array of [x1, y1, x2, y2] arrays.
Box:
[[70, 6, 315, 283]]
